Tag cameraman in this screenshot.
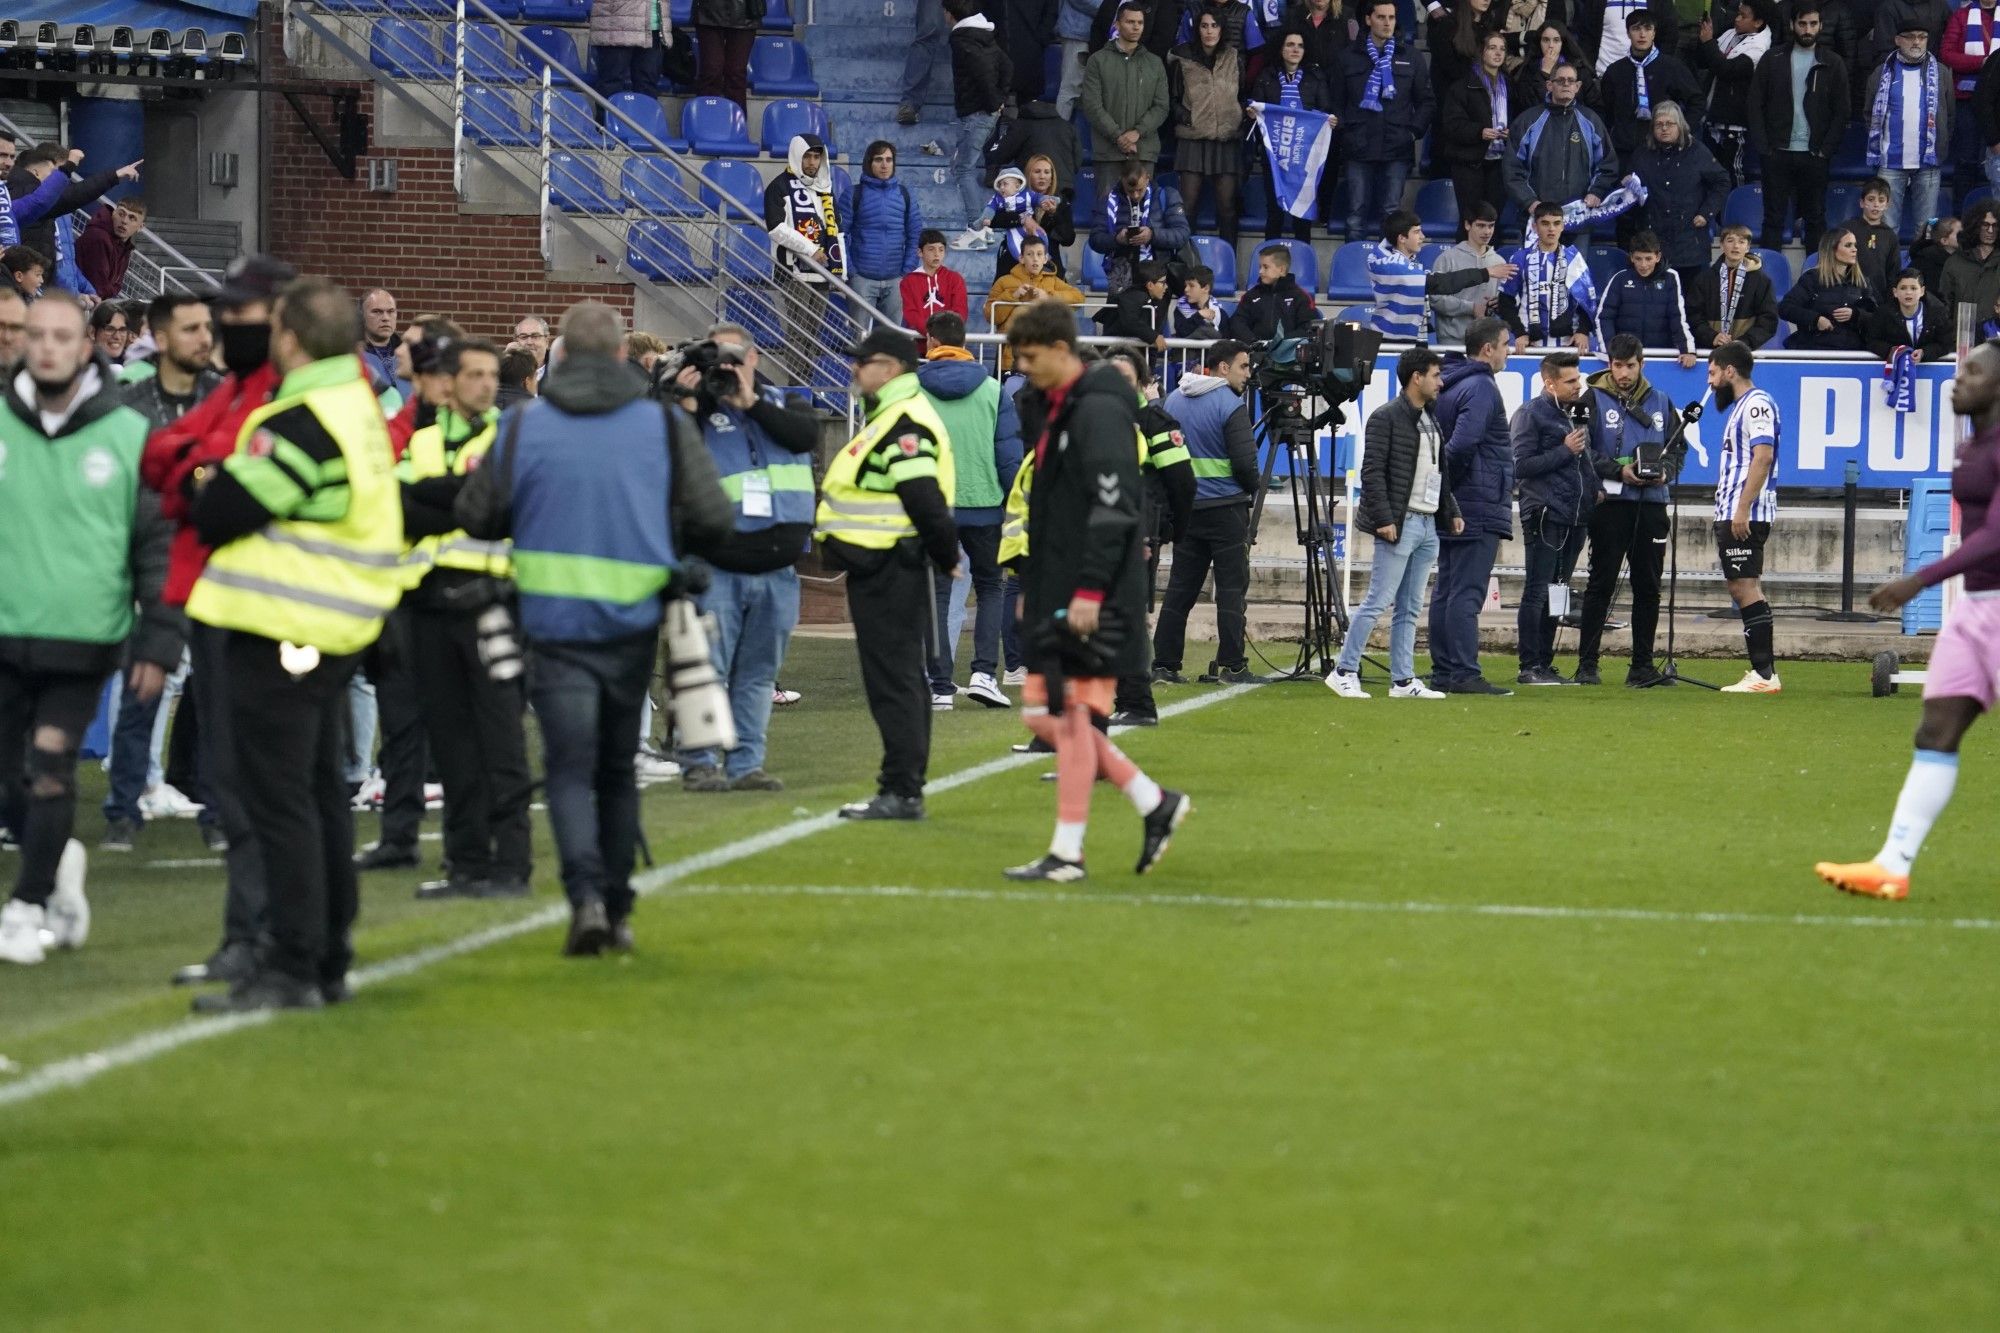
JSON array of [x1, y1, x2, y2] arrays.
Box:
[[1510, 349, 1595, 686], [667, 330, 821, 793], [1574, 334, 1674, 688]]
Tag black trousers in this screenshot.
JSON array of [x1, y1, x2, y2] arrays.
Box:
[[0, 661, 105, 906], [1152, 504, 1251, 672], [360, 608, 428, 851], [1576, 501, 1669, 671], [846, 550, 932, 800], [226, 632, 359, 988], [1449, 159, 1508, 235], [189, 622, 268, 951], [1761, 149, 1830, 254], [409, 605, 533, 883]]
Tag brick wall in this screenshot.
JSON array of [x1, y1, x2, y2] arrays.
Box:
[[261, 25, 632, 340]]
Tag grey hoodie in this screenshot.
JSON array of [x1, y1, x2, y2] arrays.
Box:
[[1432, 242, 1506, 344]]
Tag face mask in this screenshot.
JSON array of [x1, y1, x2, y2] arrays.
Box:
[[220, 322, 270, 375]]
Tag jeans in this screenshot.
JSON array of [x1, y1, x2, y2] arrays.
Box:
[[592, 37, 663, 99], [1516, 509, 1586, 672], [900, 0, 950, 107], [954, 110, 1000, 228], [1760, 149, 1830, 253], [101, 649, 191, 822], [851, 275, 904, 327], [530, 631, 655, 918], [676, 566, 801, 779], [1880, 167, 1941, 235], [1336, 511, 1439, 683], [1344, 157, 1410, 242], [929, 524, 1003, 690], [345, 673, 376, 785], [1055, 37, 1090, 121], [1426, 533, 1500, 685]]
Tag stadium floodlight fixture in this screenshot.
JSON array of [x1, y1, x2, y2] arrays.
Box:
[[107, 26, 135, 61], [177, 27, 209, 66], [218, 32, 247, 64], [143, 27, 173, 62]]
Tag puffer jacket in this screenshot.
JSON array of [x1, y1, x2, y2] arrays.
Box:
[[590, 0, 655, 47], [690, 0, 757, 29], [1169, 42, 1245, 141], [849, 173, 924, 282], [1630, 134, 1730, 271], [1432, 354, 1512, 540], [1511, 391, 1595, 526], [1358, 394, 1461, 533], [1595, 266, 1696, 354]]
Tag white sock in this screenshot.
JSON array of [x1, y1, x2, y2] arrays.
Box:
[[1050, 821, 1086, 862], [1122, 773, 1163, 816], [1875, 749, 1959, 875]]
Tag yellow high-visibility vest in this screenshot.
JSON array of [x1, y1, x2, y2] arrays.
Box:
[[814, 373, 955, 550], [404, 409, 511, 578], [998, 395, 1154, 566], [187, 357, 408, 655]]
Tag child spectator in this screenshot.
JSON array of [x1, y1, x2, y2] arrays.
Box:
[[986, 236, 1086, 361], [1225, 243, 1318, 340], [1910, 215, 1959, 293], [1594, 230, 1697, 364], [1432, 203, 1508, 344], [1688, 224, 1780, 349], [1368, 209, 1516, 342], [1843, 177, 1903, 300], [973, 165, 1044, 279], [1982, 290, 2000, 341], [1863, 267, 1954, 361], [1096, 258, 1173, 349], [902, 228, 971, 330], [1500, 201, 1598, 351], [1173, 265, 1226, 340], [2, 245, 47, 299]]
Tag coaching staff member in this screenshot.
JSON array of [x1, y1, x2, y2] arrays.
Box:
[[1574, 333, 1675, 688], [817, 329, 960, 822], [1709, 339, 1783, 693], [185, 279, 411, 1012]]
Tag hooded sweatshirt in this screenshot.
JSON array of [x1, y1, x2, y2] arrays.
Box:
[[918, 346, 1024, 522], [1163, 372, 1258, 507], [76, 203, 136, 298], [763, 134, 848, 283], [950, 13, 1013, 117], [901, 262, 971, 329]]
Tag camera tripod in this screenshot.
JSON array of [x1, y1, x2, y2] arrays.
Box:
[[1248, 390, 1369, 680]]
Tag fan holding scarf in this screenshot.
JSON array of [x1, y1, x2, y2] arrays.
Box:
[[763, 133, 850, 355], [1334, 0, 1432, 243], [1867, 21, 1954, 234], [1087, 165, 1191, 293]]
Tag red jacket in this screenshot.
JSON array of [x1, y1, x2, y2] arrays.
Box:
[[140, 362, 280, 606], [388, 394, 422, 459], [900, 266, 970, 331]]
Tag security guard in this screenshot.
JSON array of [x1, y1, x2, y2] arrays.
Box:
[[400, 337, 533, 900], [186, 277, 410, 1013], [1104, 346, 1194, 726], [817, 329, 959, 821]]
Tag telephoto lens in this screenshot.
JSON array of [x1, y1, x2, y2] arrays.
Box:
[[475, 603, 525, 682], [663, 599, 738, 752]]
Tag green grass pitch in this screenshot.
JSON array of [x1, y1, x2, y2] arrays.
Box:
[[2, 639, 1997, 1330]]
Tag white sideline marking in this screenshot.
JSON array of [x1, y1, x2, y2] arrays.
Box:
[[0, 685, 1259, 1109], [663, 883, 2000, 934]]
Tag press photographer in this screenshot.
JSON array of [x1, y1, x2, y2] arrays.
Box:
[[1509, 350, 1596, 687], [664, 331, 821, 792], [1573, 334, 1676, 688]]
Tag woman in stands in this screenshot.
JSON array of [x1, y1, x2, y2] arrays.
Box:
[[1250, 30, 1332, 242], [1016, 154, 1078, 280], [1169, 11, 1247, 248], [1779, 225, 1877, 353], [1512, 20, 1595, 110], [1428, 0, 1506, 104], [1436, 30, 1514, 225]]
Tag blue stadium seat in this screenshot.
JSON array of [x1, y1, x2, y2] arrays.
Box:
[[1333, 304, 1371, 324], [1042, 44, 1062, 101], [1270, 238, 1317, 293], [1829, 123, 1871, 181], [1081, 244, 1108, 292], [1324, 243, 1369, 300], [549, 151, 617, 213], [462, 23, 529, 83], [517, 25, 585, 87], [1584, 245, 1625, 289], [1823, 182, 1863, 229], [829, 165, 854, 206], [1414, 178, 1458, 237], [1963, 184, 1996, 214], [748, 36, 818, 96], [1188, 235, 1238, 296], [379, 0, 453, 15], [462, 87, 533, 146], [545, 90, 612, 149], [609, 92, 687, 152], [699, 158, 768, 222], [723, 224, 776, 285], [761, 98, 835, 157], [1722, 183, 1763, 235], [1416, 242, 1445, 268], [1072, 167, 1097, 227], [621, 156, 701, 216], [521, 0, 589, 19], [1751, 248, 1791, 293], [1765, 321, 1788, 350], [627, 221, 706, 283], [763, 0, 796, 31], [369, 20, 446, 79], [684, 95, 757, 156]]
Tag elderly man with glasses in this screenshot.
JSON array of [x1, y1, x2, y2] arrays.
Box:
[[1503, 59, 1622, 245], [511, 314, 551, 365]]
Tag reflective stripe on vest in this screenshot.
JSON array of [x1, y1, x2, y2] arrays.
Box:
[[405, 413, 511, 577], [511, 549, 671, 602], [186, 364, 407, 655], [814, 377, 956, 549]]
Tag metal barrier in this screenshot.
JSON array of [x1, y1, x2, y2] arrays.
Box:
[[290, 0, 896, 406]]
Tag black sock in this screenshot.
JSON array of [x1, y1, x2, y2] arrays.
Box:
[[1739, 600, 1775, 677]]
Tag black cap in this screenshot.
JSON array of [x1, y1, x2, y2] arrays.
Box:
[[848, 327, 919, 369], [214, 254, 296, 310]]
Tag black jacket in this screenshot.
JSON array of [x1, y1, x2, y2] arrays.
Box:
[[1358, 394, 1459, 534], [1088, 0, 1178, 59], [985, 102, 1082, 199], [1183, 0, 1252, 53], [1695, 27, 1773, 130], [1014, 364, 1150, 678], [1630, 135, 1731, 271], [1863, 294, 1955, 360], [1779, 268, 1877, 352], [1332, 35, 1433, 161], [1249, 62, 1334, 112], [1282, 2, 1353, 77], [1425, 4, 1506, 104], [1433, 70, 1507, 168], [1510, 391, 1595, 526], [1976, 49, 2000, 145], [1748, 41, 1850, 158], [1571, 2, 1680, 72], [4, 163, 123, 267], [1224, 274, 1317, 341], [1096, 285, 1172, 341], [951, 19, 1013, 117], [1598, 52, 1703, 159], [1686, 257, 1780, 348]]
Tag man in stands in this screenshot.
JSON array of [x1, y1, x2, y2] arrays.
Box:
[[1079, 2, 1170, 181], [76, 196, 145, 300], [1337, 1, 1434, 242], [1368, 209, 1519, 342], [1226, 244, 1317, 341], [1749, 2, 1849, 257], [1432, 205, 1510, 345], [1504, 62, 1621, 242], [358, 287, 400, 385], [1599, 10, 1701, 162], [88, 300, 131, 364], [0, 130, 74, 251], [1501, 202, 1598, 351], [1595, 230, 1698, 365]]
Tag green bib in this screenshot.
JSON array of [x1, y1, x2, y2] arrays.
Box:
[[0, 398, 148, 646]]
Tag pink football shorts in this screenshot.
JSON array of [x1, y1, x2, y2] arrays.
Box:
[[1925, 594, 2000, 711]]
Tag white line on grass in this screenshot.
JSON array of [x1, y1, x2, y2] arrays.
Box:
[[0, 684, 1260, 1109], [662, 883, 2000, 933]]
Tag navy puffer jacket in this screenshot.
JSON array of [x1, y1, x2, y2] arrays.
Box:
[[848, 174, 924, 282], [1510, 391, 1596, 526], [1433, 355, 1513, 540]]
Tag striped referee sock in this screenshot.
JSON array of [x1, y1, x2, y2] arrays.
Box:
[[1739, 600, 1775, 678]]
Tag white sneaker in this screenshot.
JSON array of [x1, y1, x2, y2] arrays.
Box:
[[423, 782, 445, 810], [772, 687, 801, 706], [964, 672, 1010, 709], [1388, 679, 1446, 699], [139, 783, 203, 820], [0, 899, 46, 965], [1324, 669, 1370, 699], [1002, 667, 1027, 686], [949, 227, 986, 250], [45, 839, 89, 950], [350, 773, 385, 812], [1720, 670, 1783, 694], [635, 752, 682, 784], [931, 692, 957, 711]]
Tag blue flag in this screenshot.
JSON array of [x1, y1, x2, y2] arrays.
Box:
[[1251, 102, 1335, 222]]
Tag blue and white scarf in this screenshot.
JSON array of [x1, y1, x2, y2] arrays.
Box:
[[1559, 173, 1650, 229], [1957, 3, 1991, 96], [1885, 344, 1917, 413], [1276, 68, 1306, 109], [1359, 37, 1397, 112], [984, 182, 1044, 260], [1101, 185, 1157, 261], [1479, 69, 1509, 159], [1631, 46, 1658, 120], [1869, 55, 1942, 170]]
